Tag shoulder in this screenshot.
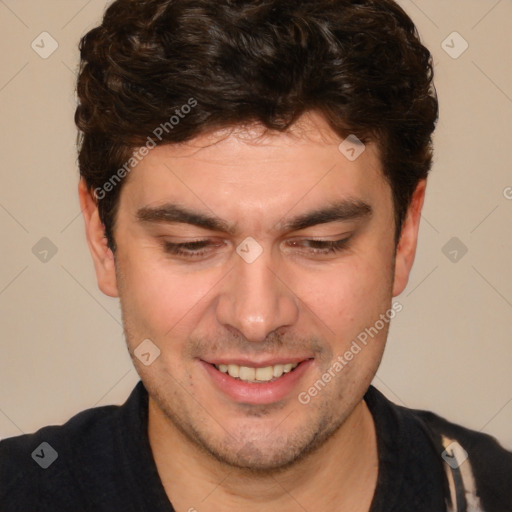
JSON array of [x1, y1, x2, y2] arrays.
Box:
[[404, 404, 512, 511], [365, 386, 512, 511], [0, 383, 146, 511], [0, 403, 121, 510]]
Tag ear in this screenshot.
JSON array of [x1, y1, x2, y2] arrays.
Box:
[[392, 180, 426, 297], [78, 179, 119, 297]]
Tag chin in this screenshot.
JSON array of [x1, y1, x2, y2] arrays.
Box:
[[189, 413, 342, 474]]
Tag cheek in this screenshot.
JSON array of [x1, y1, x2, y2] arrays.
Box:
[[117, 250, 220, 341], [296, 257, 392, 331], [304, 264, 392, 394]]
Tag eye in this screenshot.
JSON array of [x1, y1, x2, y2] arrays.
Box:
[[162, 239, 223, 258], [161, 237, 351, 259], [286, 237, 351, 255]]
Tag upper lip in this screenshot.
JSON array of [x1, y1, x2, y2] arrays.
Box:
[[201, 357, 313, 368]]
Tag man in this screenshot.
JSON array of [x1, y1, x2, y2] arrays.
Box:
[[1, 0, 511, 510]]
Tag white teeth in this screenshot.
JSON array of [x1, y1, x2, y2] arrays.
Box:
[[239, 366, 255, 381], [273, 364, 284, 378], [215, 362, 299, 382], [227, 364, 239, 378], [255, 366, 274, 381]]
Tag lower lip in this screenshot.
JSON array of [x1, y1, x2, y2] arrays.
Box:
[[200, 359, 314, 405]]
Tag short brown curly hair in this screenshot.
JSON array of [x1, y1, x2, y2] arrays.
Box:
[[75, 0, 438, 252]]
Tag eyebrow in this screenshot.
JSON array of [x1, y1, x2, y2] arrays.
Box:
[[136, 199, 372, 234], [136, 203, 234, 234], [278, 200, 373, 232]]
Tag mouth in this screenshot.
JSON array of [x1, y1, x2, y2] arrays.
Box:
[[213, 362, 300, 383], [200, 358, 314, 405]]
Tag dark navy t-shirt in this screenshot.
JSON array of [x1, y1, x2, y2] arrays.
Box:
[[1, 382, 511, 511]]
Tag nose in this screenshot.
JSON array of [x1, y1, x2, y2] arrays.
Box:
[[215, 244, 299, 343]]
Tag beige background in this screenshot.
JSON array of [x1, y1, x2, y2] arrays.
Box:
[[0, 0, 511, 450]]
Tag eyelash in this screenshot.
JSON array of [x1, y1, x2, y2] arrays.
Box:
[[163, 240, 219, 257], [288, 238, 350, 254], [162, 238, 351, 258]]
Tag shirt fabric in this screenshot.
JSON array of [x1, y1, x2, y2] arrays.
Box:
[[1, 381, 511, 511]]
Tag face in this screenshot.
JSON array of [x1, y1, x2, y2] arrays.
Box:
[[81, 113, 423, 471]]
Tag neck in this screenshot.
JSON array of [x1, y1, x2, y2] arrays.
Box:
[[148, 398, 379, 512]]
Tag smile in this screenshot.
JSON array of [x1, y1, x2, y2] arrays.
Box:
[[201, 358, 314, 404], [213, 363, 300, 383]]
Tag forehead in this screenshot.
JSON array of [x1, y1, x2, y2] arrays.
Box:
[[119, 113, 390, 226]]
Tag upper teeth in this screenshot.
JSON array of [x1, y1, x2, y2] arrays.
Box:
[[215, 363, 299, 382]]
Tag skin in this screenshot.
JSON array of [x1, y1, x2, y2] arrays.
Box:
[[79, 113, 425, 511]]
